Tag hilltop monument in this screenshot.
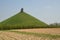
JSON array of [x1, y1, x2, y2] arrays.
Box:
[[21, 8, 24, 12]]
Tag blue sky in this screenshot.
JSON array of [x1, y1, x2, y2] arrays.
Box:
[[0, 0, 60, 24]]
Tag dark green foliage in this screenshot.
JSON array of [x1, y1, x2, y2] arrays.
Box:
[[48, 23, 60, 28]]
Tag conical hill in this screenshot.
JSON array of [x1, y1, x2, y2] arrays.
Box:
[[0, 8, 47, 29]]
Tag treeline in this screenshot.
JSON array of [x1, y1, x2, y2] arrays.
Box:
[[0, 23, 60, 30], [0, 24, 45, 30], [48, 23, 60, 28]]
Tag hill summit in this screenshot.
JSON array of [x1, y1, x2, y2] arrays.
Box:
[[0, 8, 47, 29]]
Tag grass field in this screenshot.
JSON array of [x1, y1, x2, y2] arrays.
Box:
[[12, 28, 60, 35], [0, 28, 60, 40]]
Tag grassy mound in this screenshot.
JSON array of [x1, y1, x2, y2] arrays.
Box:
[[0, 11, 47, 30]]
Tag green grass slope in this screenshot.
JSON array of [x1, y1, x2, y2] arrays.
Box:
[[0, 11, 47, 29]]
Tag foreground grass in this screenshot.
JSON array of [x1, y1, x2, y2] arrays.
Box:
[[10, 31, 60, 39]]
